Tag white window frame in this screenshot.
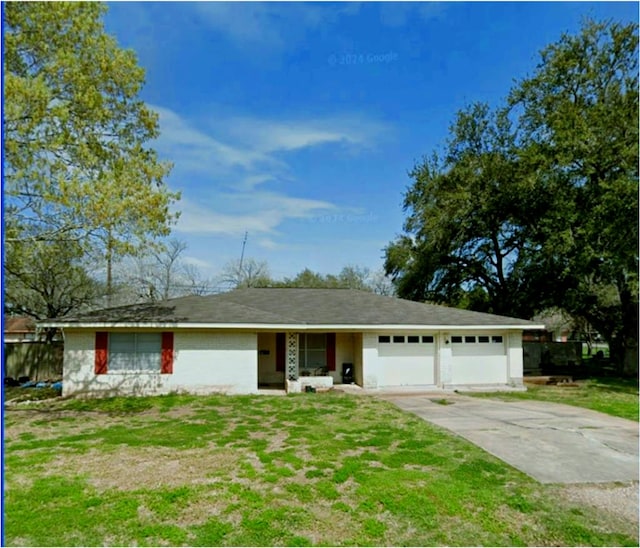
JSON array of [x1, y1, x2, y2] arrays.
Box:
[[298, 333, 327, 373]]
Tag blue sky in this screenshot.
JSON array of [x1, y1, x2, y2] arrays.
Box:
[[104, 1, 638, 283]]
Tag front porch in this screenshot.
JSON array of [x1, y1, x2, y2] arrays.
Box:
[[257, 332, 363, 392]]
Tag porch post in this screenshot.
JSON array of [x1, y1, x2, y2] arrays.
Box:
[[286, 332, 299, 381], [507, 331, 524, 386], [438, 332, 452, 388]]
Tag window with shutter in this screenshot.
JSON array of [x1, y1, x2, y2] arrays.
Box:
[[95, 332, 173, 374]]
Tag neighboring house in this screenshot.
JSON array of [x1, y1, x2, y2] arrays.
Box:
[[4, 316, 37, 343], [40, 288, 544, 397]]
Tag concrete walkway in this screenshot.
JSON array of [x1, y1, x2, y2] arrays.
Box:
[[384, 394, 639, 484]]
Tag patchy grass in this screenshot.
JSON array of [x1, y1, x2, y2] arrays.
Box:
[[4, 386, 61, 403], [470, 377, 639, 421], [4, 392, 638, 546]]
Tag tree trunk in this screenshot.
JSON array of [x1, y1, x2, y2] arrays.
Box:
[[620, 290, 639, 378], [106, 229, 113, 307], [621, 344, 639, 377]]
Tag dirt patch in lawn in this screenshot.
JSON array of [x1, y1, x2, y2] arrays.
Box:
[[554, 482, 639, 533], [39, 445, 240, 492], [4, 407, 167, 442]]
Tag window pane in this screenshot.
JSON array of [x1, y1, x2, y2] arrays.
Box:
[[137, 333, 161, 352], [109, 333, 135, 371], [137, 351, 160, 371], [306, 333, 326, 350], [407, 336, 419, 343], [492, 335, 503, 343], [108, 333, 160, 372], [299, 333, 326, 368], [393, 335, 405, 343], [422, 336, 434, 343], [109, 333, 135, 353], [451, 336, 462, 343], [465, 336, 476, 344], [478, 336, 490, 343], [109, 352, 132, 371], [306, 350, 326, 368], [378, 336, 391, 343]]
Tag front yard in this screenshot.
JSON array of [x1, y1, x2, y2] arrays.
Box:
[[4, 392, 638, 546]]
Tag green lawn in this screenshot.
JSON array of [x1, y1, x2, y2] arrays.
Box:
[[469, 377, 639, 421], [3, 392, 638, 546]]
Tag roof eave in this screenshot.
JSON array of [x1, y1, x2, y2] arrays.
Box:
[[41, 322, 546, 331]]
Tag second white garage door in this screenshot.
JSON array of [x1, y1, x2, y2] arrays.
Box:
[[378, 334, 436, 386], [450, 333, 508, 384]]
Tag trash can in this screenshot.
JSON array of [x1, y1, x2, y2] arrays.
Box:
[[342, 363, 354, 384]]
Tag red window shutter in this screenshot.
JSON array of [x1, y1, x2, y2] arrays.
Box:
[[95, 332, 108, 375], [327, 333, 336, 371], [161, 332, 174, 374], [275, 333, 285, 372]]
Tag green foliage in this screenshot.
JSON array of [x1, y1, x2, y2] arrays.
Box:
[[385, 19, 638, 368], [58, 394, 155, 414], [275, 265, 393, 294], [511, 19, 639, 370], [4, 240, 102, 322], [3, 2, 180, 311], [384, 104, 537, 316], [219, 260, 396, 295]]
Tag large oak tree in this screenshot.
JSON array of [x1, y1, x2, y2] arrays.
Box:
[[512, 19, 639, 373], [385, 19, 638, 372]]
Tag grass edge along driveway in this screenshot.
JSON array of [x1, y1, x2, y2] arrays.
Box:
[[4, 392, 639, 547], [468, 377, 639, 421]]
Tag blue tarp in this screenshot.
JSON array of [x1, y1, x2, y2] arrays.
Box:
[[18, 380, 62, 390]]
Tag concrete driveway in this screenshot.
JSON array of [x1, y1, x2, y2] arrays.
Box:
[[384, 394, 639, 484]]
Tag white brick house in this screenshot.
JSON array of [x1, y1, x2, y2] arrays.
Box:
[[41, 288, 544, 397]]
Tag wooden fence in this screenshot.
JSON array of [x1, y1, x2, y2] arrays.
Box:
[[3, 342, 63, 381], [523, 341, 582, 375]]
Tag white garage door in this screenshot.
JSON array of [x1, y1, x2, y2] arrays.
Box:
[[450, 334, 507, 384], [377, 334, 435, 386]]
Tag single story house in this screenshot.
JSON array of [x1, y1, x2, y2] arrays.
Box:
[[41, 288, 544, 397]]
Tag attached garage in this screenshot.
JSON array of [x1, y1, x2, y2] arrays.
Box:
[[377, 334, 436, 386]]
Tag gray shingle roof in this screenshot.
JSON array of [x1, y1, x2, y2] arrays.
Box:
[[46, 288, 540, 328]]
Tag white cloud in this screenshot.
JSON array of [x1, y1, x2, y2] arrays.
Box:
[[257, 237, 281, 251], [191, 3, 362, 53], [151, 105, 281, 177], [181, 255, 214, 270], [225, 115, 386, 154], [152, 105, 386, 179], [151, 105, 386, 248], [175, 194, 336, 237]]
